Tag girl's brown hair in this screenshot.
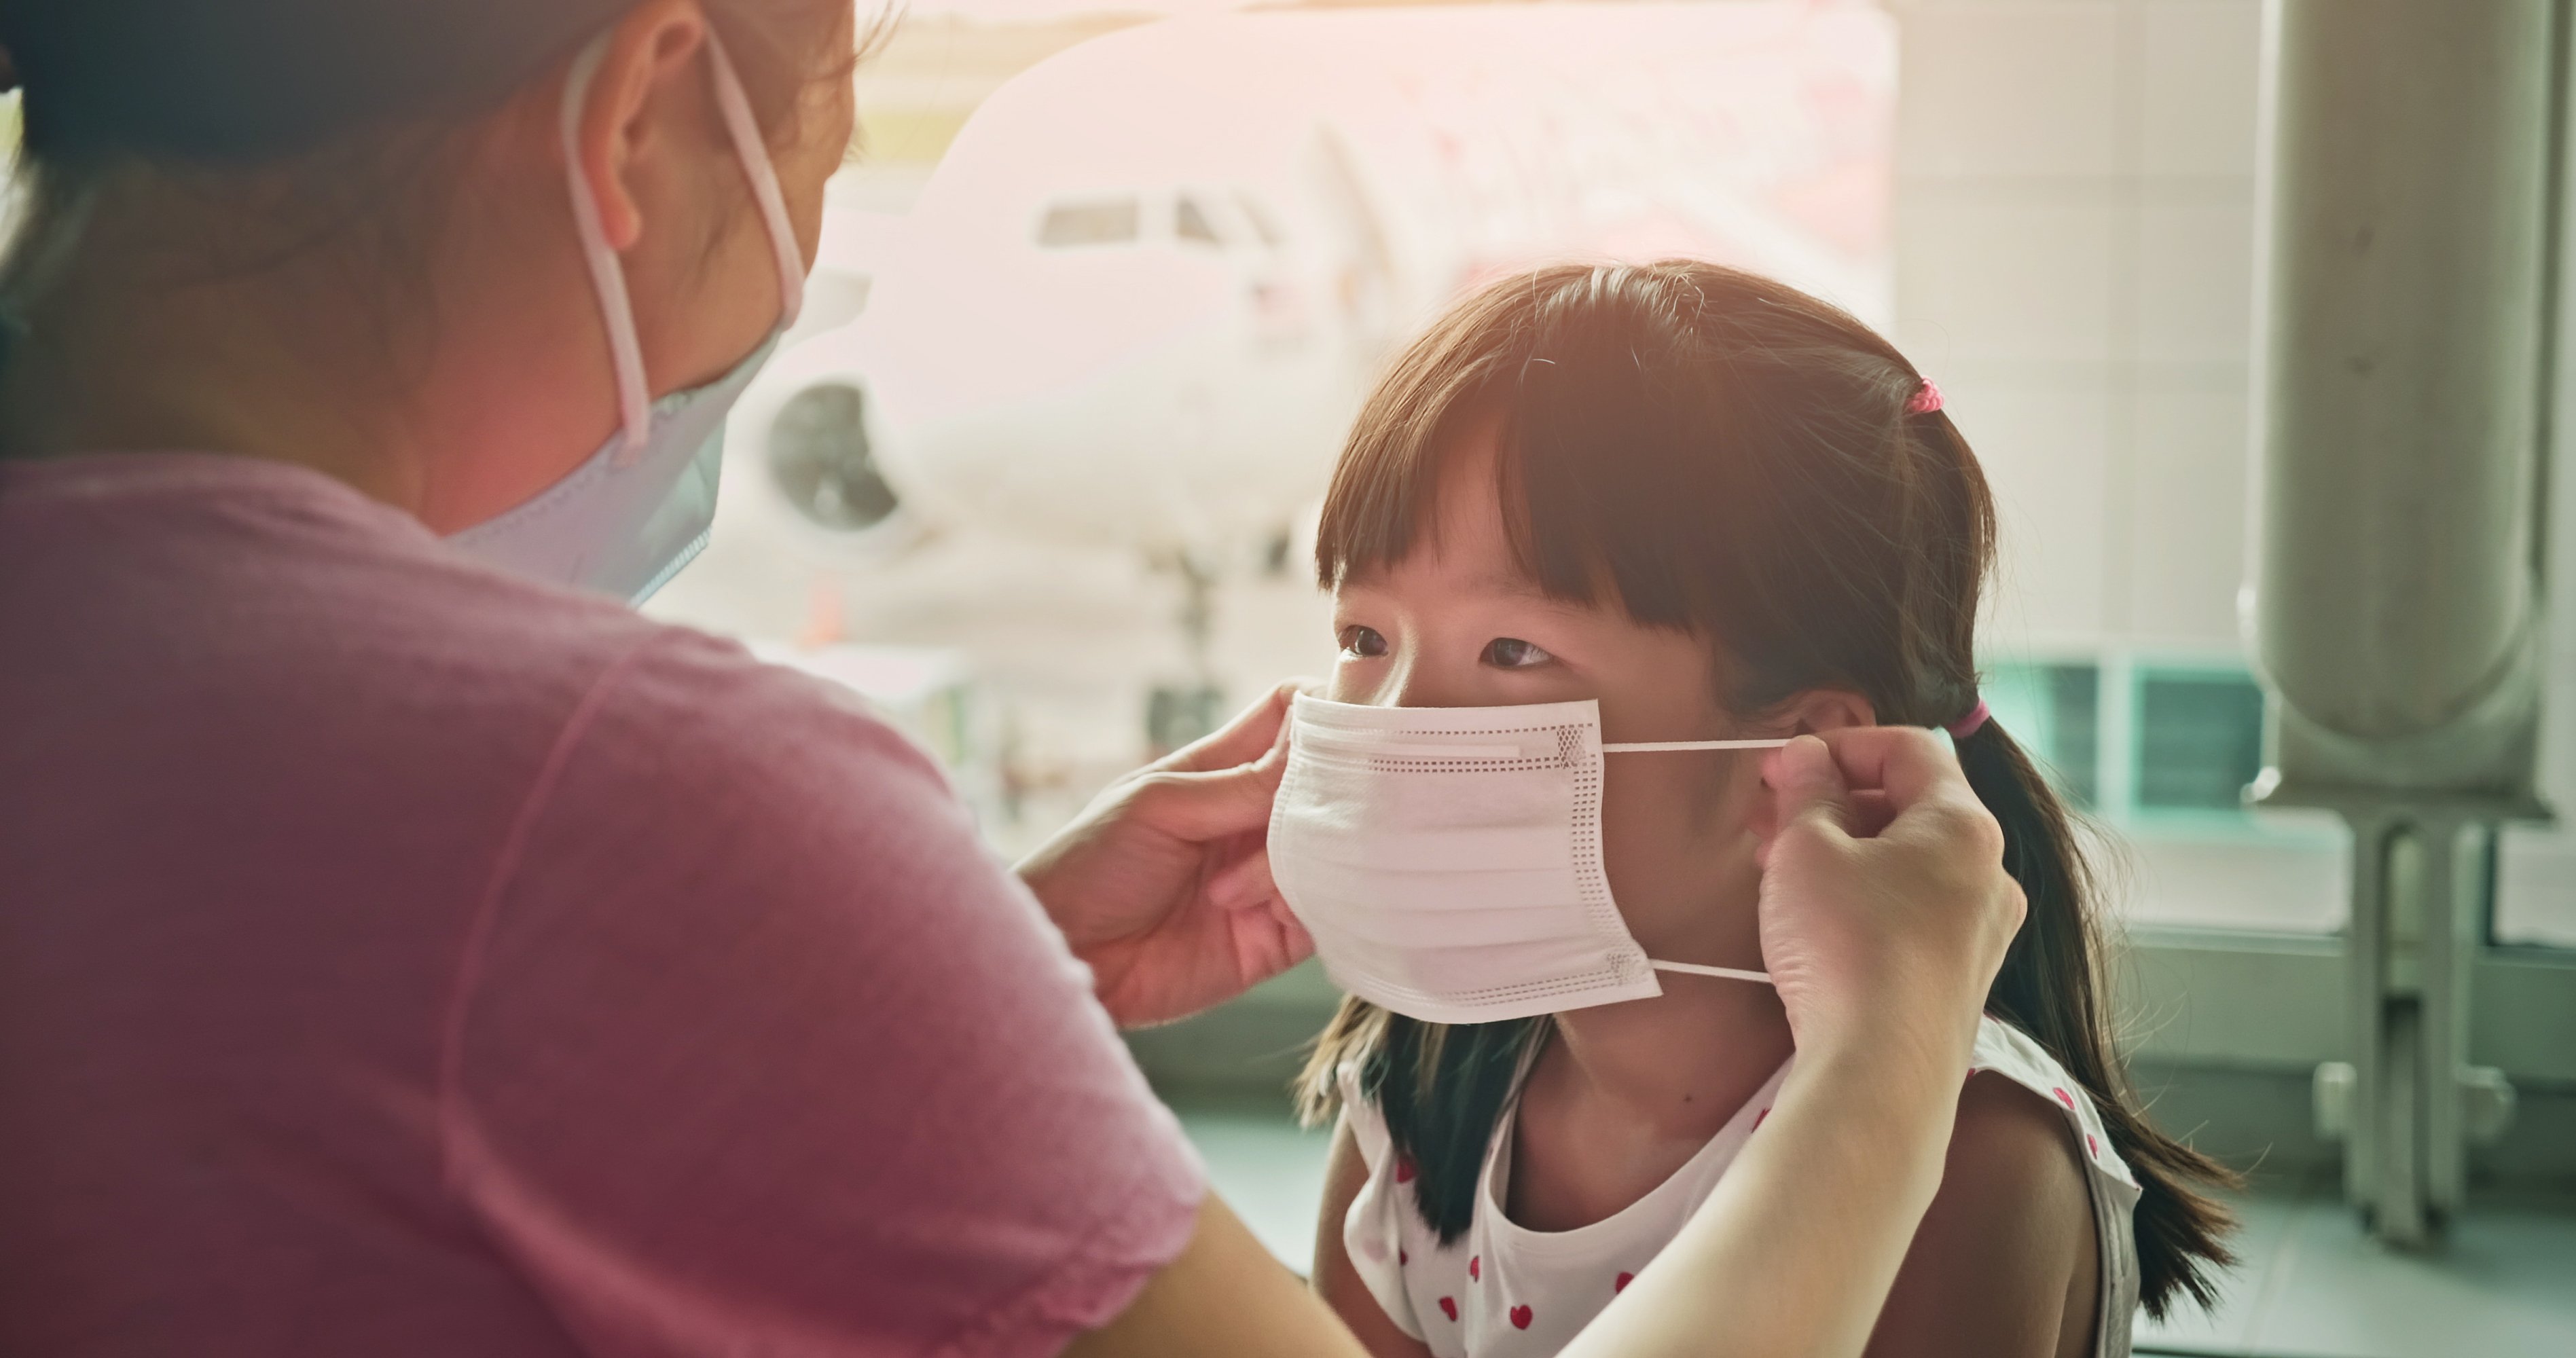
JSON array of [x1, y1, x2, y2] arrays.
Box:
[[1294, 260, 2238, 1317]]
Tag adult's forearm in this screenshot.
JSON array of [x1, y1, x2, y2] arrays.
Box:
[[1558, 1045, 1958, 1358]]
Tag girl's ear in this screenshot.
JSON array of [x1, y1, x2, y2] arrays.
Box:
[[1780, 689, 1876, 735]]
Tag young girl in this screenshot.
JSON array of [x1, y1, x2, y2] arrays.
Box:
[[1286, 262, 2236, 1358]]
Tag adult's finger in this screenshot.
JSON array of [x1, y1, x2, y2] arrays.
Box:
[[1132, 736, 1291, 842], [1810, 725, 1967, 813], [1161, 680, 1308, 775], [1206, 843, 1277, 914], [1842, 788, 1897, 839], [1764, 735, 1856, 841]]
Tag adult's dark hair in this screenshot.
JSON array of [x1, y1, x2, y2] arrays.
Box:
[[0, 0, 871, 392], [1295, 260, 2241, 1318], [0, 0, 856, 162]]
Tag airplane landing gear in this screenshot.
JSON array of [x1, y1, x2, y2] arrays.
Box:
[[1146, 551, 1226, 756], [1146, 684, 1226, 758]]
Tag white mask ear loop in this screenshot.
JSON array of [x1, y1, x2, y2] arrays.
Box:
[[701, 26, 807, 333], [1602, 738, 1792, 753], [559, 37, 653, 462], [1652, 959, 1775, 985], [1604, 735, 1794, 987], [556, 29, 810, 465]]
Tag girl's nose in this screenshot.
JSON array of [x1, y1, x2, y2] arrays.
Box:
[[1381, 648, 1483, 712]]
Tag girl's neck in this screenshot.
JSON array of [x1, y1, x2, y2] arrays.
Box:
[[1540, 973, 1794, 1143], [1502, 968, 1792, 1234]]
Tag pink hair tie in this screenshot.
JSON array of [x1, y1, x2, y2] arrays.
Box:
[[1946, 699, 1990, 741], [1906, 378, 1944, 416]]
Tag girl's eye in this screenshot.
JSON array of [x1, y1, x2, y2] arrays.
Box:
[[1339, 625, 1390, 659], [1482, 637, 1554, 669]]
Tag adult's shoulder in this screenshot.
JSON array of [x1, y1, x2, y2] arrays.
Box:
[[443, 616, 1208, 1357], [490, 616, 986, 943]]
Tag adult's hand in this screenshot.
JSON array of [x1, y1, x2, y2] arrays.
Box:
[[1560, 729, 2027, 1358], [1754, 727, 2025, 1079], [1018, 682, 1313, 1028]]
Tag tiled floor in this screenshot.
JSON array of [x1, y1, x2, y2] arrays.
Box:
[[1174, 1106, 2576, 1357], [2134, 1173, 2576, 1357]]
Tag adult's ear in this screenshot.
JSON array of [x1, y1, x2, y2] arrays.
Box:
[[565, 0, 713, 252]]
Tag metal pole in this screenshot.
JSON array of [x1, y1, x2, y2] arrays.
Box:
[[2250, 0, 2558, 1243]]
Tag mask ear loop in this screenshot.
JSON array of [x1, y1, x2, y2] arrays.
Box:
[[1652, 960, 1774, 985], [1601, 737, 1795, 987], [701, 26, 808, 333], [1602, 738, 1793, 753], [556, 29, 810, 466], [559, 36, 653, 462]]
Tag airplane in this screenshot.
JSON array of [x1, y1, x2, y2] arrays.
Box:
[[720, 1, 1896, 744]]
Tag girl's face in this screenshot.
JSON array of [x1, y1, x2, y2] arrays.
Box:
[[1326, 425, 1867, 969]]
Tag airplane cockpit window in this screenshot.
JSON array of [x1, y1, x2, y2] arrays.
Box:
[[2134, 669, 2268, 813], [1233, 191, 1285, 248], [1174, 195, 1223, 246], [1036, 197, 1140, 246]]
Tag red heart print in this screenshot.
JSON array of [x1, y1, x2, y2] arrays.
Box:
[[1438, 1297, 1458, 1322], [1615, 1271, 1635, 1293], [2087, 1134, 2100, 1158], [1468, 1255, 1481, 1281], [2052, 1087, 2076, 1112], [1398, 1248, 1409, 1266], [1395, 1156, 1416, 1183], [1510, 1304, 1534, 1329]]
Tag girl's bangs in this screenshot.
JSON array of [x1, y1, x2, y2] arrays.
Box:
[[1313, 267, 1719, 631]]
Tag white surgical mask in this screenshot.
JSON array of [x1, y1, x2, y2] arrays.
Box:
[[450, 29, 806, 604], [1269, 694, 1788, 1025]]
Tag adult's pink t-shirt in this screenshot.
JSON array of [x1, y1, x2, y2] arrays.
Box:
[[0, 453, 1205, 1356]]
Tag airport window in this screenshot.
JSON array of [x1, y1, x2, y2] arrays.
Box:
[[2134, 667, 2268, 813], [1981, 661, 2101, 809], [1036, 197, 1139, 247], [1176, 196, 1223, 246]]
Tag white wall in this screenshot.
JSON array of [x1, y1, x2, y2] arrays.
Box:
[[1895, 0, 2260, 655]]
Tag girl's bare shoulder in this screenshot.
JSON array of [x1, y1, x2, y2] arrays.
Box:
[[1859, 1073, 2100, 1358]]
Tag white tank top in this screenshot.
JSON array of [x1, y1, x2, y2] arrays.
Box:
[[1338, 1016, 2143, 1358]]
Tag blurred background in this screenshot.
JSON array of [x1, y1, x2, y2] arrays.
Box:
[[21, 1, 2559, 1353], [634, 2, 2576, 1353]]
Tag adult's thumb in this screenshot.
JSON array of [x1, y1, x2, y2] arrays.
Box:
[[1136, 739, 1288, 842], [1768, 734, 1855, 839]]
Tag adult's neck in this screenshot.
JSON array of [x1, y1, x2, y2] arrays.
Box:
[[0, 165, 615, 531]]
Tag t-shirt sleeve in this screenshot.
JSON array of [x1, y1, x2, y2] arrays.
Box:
[[1335, 1064, 1425, 1341], [440, 631, 1204, 1358]]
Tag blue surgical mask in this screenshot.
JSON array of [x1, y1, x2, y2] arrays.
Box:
[[450, 29, 806, 604]]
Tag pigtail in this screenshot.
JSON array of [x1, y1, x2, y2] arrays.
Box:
[[1296, 999, 1546, 1244], [1954, 717, 2243, 1317]]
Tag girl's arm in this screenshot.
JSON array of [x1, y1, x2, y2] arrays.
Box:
[[1312, 1123, 1438, 1358]]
